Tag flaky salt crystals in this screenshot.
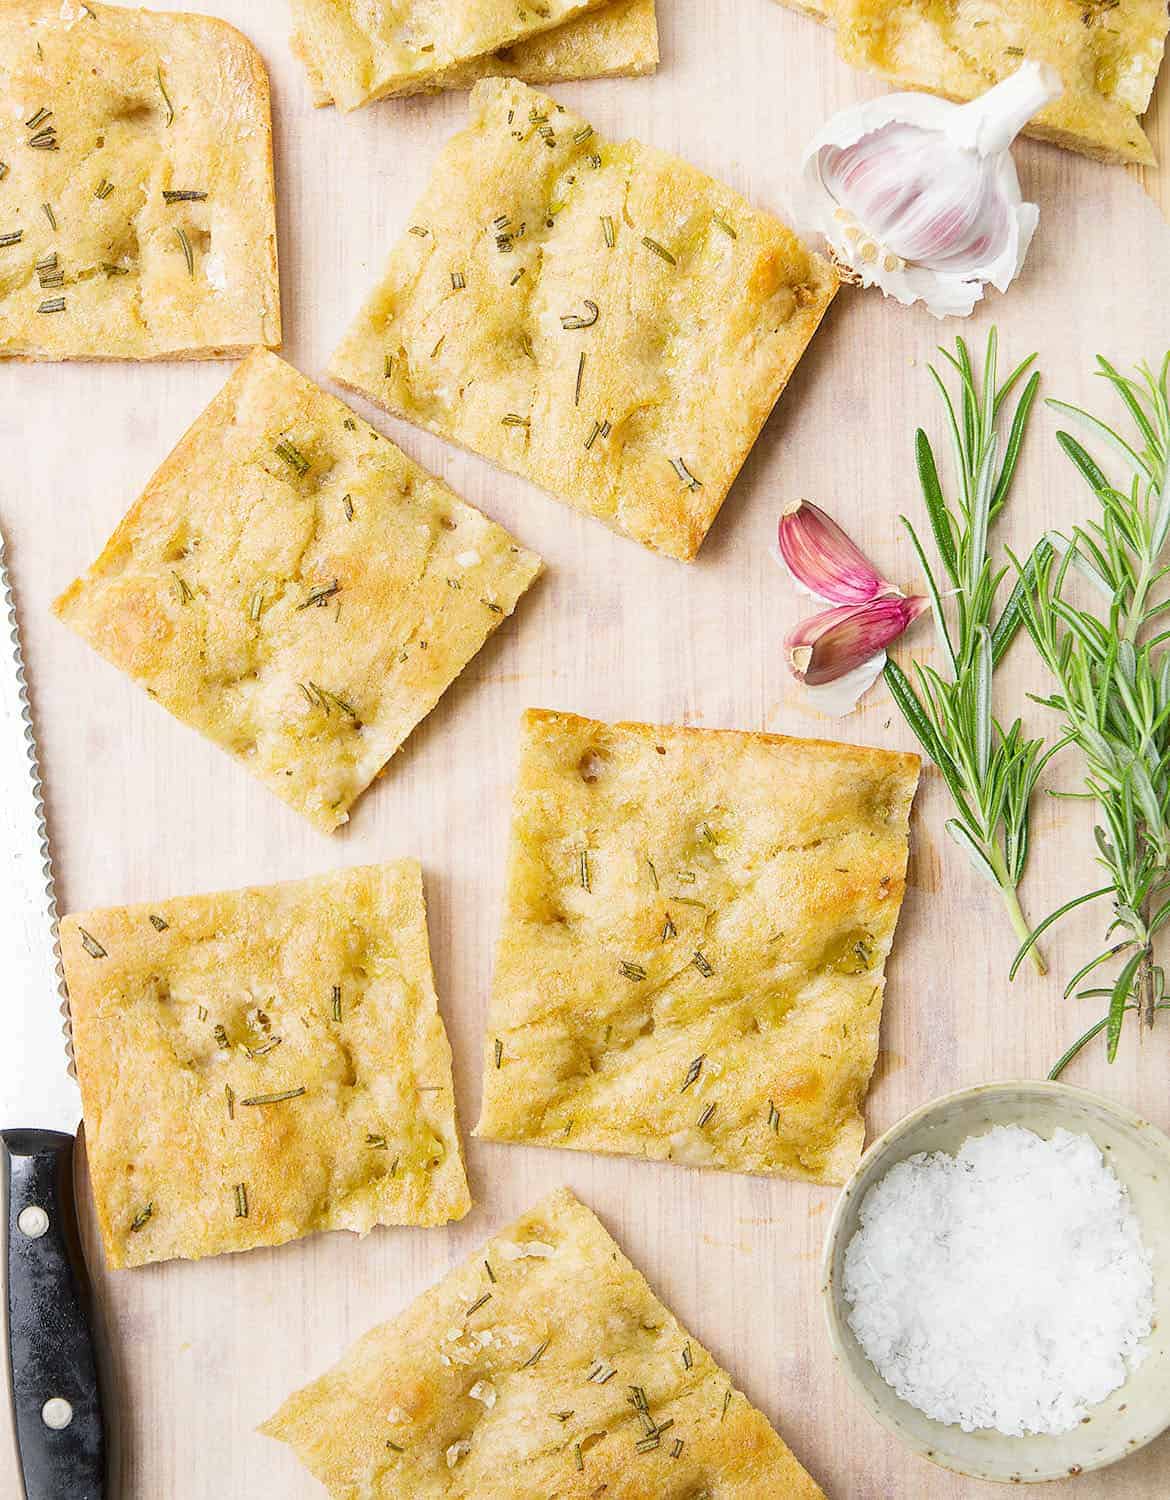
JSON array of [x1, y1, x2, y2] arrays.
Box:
[[843, 1125, 1153, 1436]]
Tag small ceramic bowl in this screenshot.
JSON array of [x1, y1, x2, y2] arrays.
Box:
[[822, 1080, 1170, 1483]]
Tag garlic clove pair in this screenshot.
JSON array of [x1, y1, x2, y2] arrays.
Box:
[[777, 501, 928, 715], [798, 61, 1062, 319]]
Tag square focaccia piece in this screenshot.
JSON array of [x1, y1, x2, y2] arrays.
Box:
[[261, 1187, 826, 1498], [329, 79, 838, 561], [60, 861, 470, 1270], [53, 350, 542, 832], [296, 0, 659, 105], [477, 711, 920, 1185], [0, 1, 280, 359], [776, 0, 1168, 166], [290, 0, 615, 111]]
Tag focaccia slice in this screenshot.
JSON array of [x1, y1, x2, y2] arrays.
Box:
[[261, 1187, 826, 1498], [53, 350, 542, 832], [329, 79, 838, 562], [60, 861, 470, 1270], [0, 1, 280, 359], [290, 0, 615, 111], [297, 0, 659, 104], [775, 0, 1168, 165], [477, 710, 920, 1185]]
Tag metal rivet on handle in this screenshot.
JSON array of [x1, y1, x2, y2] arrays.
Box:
[[41, 1397, 73, 1431], [17, 1205, 49, 1239]]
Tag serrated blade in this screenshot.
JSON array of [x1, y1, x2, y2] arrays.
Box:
[[0, 526, 78, 1133]]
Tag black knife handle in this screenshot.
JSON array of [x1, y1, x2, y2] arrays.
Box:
[[2, 1129, 105, 1500]]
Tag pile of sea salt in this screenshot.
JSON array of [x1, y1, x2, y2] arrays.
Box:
[[842, 1125, 1154, 1436]]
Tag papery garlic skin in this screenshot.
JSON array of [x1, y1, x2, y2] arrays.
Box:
[[786, 596, 929, 686], [777, 498, 896, 604], [798, 62, 1062, 318], [801, 650, 889, 719]]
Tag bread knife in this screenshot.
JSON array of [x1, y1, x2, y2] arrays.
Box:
[[0, 526, 106, 1499]]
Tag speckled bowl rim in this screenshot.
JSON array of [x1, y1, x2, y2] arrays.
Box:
[[821, 1079, 1170, 1484]]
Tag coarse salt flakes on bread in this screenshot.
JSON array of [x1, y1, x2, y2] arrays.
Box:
[[53, 350, 542, 832], [776, 0, 1169, 166], [60, 861, 469, 1270], [261, 1186, 826, 1498], [477, 710, 920, 1184], [295, 0, 660, 104], [330, 78, 838, 561], [0, 0, 280, 359], [290, 0, 616, 111]]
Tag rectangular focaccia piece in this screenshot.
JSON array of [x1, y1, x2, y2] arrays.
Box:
[[477, 710, 920, 1185], [329, 79, 838, 562], [261, 1187, 826, 1498], [290, 0, 616, 111], [775, 0, 1168, 166], [60, 861, 470, 1270], [297, 0, 659, 104], [53, 350, 542, 832], [0, 1, 280, 359]]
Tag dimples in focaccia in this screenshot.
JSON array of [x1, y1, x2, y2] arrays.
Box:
[[262, 1187, 827, 1498], [330, 79, 838, 561], [477, 710, 919, 1184], [53, 351, 542, 831], [294, 0, 659, 104], [60, 861, 469, 1270], [0, 1, 280, 358], [775, 0, 1168, 165], [290, 0, 616, 110]]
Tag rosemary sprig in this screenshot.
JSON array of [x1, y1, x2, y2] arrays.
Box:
[[884, 330, 1053, 972], [1013, 354, 1170, 1071]]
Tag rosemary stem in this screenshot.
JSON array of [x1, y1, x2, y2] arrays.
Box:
[[1138, 944, 1157, 1030], [998, 878, 1047, 976], [982, 832, 1046, 974], [1123, 552, 1154, 644]]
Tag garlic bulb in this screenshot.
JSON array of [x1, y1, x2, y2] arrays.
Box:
[[798, 62, 1062, 318]]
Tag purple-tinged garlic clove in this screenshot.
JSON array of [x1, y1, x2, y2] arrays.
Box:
[[777, 498, 896, 605], [798, 61, 1061, 319], [786, 595, 929, 696]]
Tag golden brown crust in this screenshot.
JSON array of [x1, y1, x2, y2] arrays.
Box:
[[53, 350, 543, 831], [0, 1, 281, 359], [296, 0, 659, 105], [329, 79, 838, 562], [476, 710, 920, 1185], [61, 860, 470, 1270], [775, 0, 1167, 166], [261, 1187, 826, 1499], [290, 0, 615, 111]]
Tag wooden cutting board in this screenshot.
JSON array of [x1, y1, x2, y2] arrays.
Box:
[[3, 3, 1170, 1496]]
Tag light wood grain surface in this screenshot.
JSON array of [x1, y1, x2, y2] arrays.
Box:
[[4, 3, 1170, 1496]]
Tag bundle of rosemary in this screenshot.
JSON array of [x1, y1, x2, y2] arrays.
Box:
[[885, 331, 1054, 971], [1013, 355, 1170, 1075]]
